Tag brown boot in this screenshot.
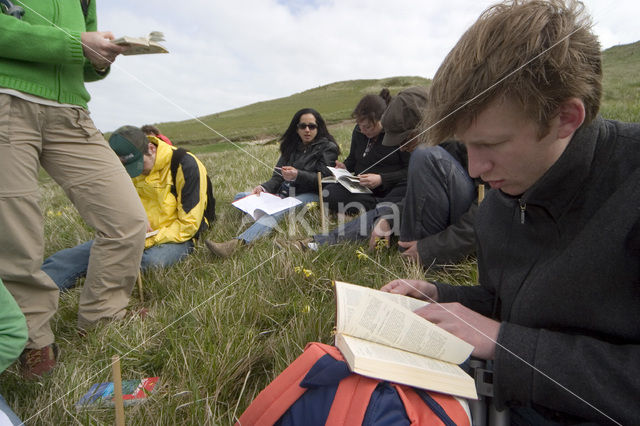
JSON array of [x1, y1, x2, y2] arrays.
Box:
[[19, 343, 59, 380], [205, 239, 242, 258]]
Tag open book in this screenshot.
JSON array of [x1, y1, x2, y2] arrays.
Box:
[[334, 281, 477, 399], [232, 192, 302, 220], [323, 166, 373, 194], [112, 31, 168, 55]]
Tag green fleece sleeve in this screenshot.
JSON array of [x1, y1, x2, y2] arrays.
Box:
[[0, 279, 28, 373]]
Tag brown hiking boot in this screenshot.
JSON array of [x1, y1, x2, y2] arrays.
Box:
[[19, 343, 59, 380], [205, 239, 242, 258]]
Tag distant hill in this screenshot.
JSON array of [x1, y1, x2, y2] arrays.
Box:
[[159, 76, 429, 145], [159, 41, 639, 146]]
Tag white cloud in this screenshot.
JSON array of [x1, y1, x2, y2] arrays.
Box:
[[86, 0, 640, 132]]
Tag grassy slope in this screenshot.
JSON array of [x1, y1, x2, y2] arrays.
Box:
[[2, 43, 638, 424]]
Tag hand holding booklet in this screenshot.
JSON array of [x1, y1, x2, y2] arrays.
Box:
[[333, 281, 477, 399], [112, 31, 168, 55], [232, 192, 302, 220], [323, 166, 373, 194]]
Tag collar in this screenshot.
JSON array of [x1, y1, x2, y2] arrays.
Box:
[[149, 139, 172, 175], [497, 117, 605, 221]]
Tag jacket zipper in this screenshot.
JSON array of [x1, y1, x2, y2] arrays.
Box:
[[518, 199, 527, 224]]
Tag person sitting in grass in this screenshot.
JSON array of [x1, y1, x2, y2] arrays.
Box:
[[382, 0, 640, 423], [298, 87, 479, 267], [323, 88, 410, 215], [42, 125, 213, 291], [205, 108, 339, 258]]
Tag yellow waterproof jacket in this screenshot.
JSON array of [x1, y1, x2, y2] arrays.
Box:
[[132, 138, 209, 248]]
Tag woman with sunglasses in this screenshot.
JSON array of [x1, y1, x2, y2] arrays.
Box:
[[205, 108, 339, 258], [324, 89, 410, 215]]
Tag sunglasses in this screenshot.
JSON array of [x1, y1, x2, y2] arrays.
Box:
[[297, 123, 318, 130]]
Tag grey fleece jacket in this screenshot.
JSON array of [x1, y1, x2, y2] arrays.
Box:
[[435, 117, 640, 424]]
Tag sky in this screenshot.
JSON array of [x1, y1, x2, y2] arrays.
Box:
[[87, 0, 640, 133]]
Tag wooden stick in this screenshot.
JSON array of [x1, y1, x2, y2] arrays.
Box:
[[478, 184, 485, 204], [112, 355, 126, 426], [137, 272, 144, 303], [317, 172, 326, 231]]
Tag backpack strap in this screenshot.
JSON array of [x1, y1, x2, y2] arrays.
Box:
[[393, 384, 471, 426], [325, 374, 379, 426], [236, 343, 339, 426]]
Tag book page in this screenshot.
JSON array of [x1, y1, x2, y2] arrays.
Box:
[[337, 334, 477, 399], [231, 193, 302, 220], [326, 167, 372, 194], [335, 281, 473, 364]]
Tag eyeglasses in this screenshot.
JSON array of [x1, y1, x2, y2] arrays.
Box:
[[297, 123, 318, 130]]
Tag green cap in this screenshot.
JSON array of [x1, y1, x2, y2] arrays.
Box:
[[108, 125, 148, 177], [381, 87, 429, 146]]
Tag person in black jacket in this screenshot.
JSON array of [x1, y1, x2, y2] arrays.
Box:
[[206, 108, 339, 258], [324, 89, 410, 215], [383, 1, 640, 424]]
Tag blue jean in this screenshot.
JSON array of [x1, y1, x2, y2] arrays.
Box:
[[41, 239, 194, 291], [314, 146, 474, 245], [234, 192, 319, 243], [0, 393, 22, 425]]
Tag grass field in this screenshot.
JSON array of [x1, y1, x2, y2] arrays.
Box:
[[1, 42, 638, 424]]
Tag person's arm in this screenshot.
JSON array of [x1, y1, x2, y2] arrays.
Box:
[[147, 154, 207, 247], [413, 202, 478, 266], [293, 143, 339, 192], [494, 322, 640, 424], [0, 280, 28, 373], [378, 150, 411, 189], [260, 154, 287, 194]]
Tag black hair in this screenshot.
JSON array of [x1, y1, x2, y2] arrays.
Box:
[[279, 108, 338, 159], [351, 88, 392, 123]]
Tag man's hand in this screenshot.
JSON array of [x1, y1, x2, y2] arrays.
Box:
[[281, 166, 298, 181], [381, 279, 437, 301], [414, 302, 500, 360], [398, 240, 420, 263], [369, 218, 392, 251], [358, 173, 382, 189], [334, 160, 346, 169], [251, 185, 265, 196], [81, 31, 125, 70]]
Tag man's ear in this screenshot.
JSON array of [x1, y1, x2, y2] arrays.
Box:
[[148, 142, 157, 154], [557, 98, 586, 139]]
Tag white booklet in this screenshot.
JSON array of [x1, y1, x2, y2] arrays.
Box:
[[232, 193, 302, 220], [324, 167, 373, 194]]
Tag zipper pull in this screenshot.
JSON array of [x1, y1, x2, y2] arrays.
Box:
[[519, 199, 527, 224]]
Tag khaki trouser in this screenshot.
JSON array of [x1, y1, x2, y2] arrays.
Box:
[[0, 94, 147, 348]]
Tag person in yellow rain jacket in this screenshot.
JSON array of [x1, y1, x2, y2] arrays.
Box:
[[42, 125, 214, 291]]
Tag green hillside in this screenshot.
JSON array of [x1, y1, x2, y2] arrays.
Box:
[[158, 76, 430, 146], [157, 41, 639, 149]]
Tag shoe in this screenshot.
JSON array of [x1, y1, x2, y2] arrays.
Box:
[[19, 343, 59, 380], [277, 238, 315, 252], [205, 239, 242, 258]]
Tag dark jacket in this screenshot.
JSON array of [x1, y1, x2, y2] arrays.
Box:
[[344, 125, 410, 196], [261, 137, 339, 195], [435, 117, 640, 424], [416, 141, 481, 265]]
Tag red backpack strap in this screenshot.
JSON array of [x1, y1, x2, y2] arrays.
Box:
[[325, 374, 379, 425], [393, 385, 471, 426], [236, 342, 339, 425]]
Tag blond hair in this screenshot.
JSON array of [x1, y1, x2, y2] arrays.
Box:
[[424, 0, 601, 145]]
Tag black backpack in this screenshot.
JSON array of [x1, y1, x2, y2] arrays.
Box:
[[169, 148, 216, 237]]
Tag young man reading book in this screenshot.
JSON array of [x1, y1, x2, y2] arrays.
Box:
[[382, 0, 640, 424], [42, 126, 214, 291]]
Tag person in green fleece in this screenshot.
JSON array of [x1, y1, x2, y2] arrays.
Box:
[[0, 278, 28, 425], [0, 1, 147, 379]]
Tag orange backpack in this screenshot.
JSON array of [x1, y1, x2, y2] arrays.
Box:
[[237, 342, 471, 426]]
